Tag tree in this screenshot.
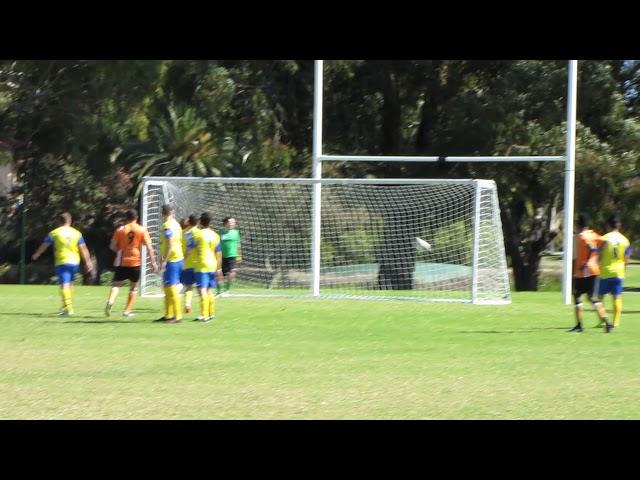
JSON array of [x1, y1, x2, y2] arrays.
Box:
[[322, 60, 640, 290], [122, 104, 226, 195]]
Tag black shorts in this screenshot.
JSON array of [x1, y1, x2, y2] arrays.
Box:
[[113, 266, 141, 283], [573, 276, 599, 304], [222, 257, 237, 275]]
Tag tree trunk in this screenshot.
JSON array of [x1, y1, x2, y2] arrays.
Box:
[[377, 203, 421, 290], [380, 68, 401, 155], [502, 202, 558, 292]]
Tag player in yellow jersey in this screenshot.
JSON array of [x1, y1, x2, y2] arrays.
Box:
[[156, 204, 184, 323], [180, 214, 200, 314], [31, 212, 94, 316], [598, 215, 631, 329], [186, 212, 222, 322]]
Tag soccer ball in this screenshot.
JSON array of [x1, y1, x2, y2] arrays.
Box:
[[416, 237, 432, 251]]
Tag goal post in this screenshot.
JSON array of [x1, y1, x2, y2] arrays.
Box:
[[140, 176, 511, 304], [311, 60, 579, 305]]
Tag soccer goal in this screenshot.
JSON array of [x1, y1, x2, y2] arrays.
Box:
[[140, 177, 511, 304]]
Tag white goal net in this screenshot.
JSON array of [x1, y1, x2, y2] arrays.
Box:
[[140, 177, 510, 304]]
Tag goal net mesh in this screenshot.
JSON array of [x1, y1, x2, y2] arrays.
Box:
[[140, 178, 510, 304]]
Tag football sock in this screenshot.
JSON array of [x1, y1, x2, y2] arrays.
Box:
[[208, 292, 216, 318], [124, 290, 137, 313], [614, 297, 622, 327]]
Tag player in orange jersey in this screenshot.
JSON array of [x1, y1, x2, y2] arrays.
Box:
[[105, 208, 158, 317], [568, 214, 613, 333]]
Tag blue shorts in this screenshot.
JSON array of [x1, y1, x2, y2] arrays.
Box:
[[195, 271, 217, 289], [180, 268, 196, 286], [163, 260, 184, 286], [598, 277, 623, 296], [55, 264, 80, 285]]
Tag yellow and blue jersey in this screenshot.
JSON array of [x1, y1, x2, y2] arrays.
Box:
[[599, 231, 631, 279], [188, 227, 221, 273], [44, 226, 85, 266], [160, 218, 184, 263], [182, 226, 199, 270]]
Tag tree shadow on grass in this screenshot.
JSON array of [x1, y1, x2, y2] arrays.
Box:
[[62, 320, 144, 324], [0, 311, 160, 323], [0, 312, 52, 317], [458, 327, 584, 334], [585, 309, 640, 315], [40, 318, 150, 324]]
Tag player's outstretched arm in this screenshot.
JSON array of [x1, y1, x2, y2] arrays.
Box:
[[31, 242, 50, 262], [143, 231, 159, 273], [216, 250, 223, 282], [109, 234, 119, 253], [79, 243, 94, 273]]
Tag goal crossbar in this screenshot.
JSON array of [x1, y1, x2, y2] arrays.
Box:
[[143, 176, 485, 186], [318, 155, 564, 163]]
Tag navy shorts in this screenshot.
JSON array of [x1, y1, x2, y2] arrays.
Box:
[[572, 276, 599, 304], [163, 260, 184, 286], [599, 277, 623, 296], [222, 257, 237, 275], [55, 264, 80, 285], [113, 266, 141, 283], [180, 268, 196, 286], [195, 271, 217, 289]]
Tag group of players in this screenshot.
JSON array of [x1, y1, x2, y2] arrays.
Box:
[[30, 207, 633, 331], [571, 214, 631, 333], [31, 205, 241, 323]]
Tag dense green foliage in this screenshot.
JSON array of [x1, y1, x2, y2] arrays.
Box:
[[1, 60, 638, 288]]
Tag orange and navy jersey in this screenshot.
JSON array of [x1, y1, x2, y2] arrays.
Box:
[[112, 222, 151, 267], [573, 229, 603, 278]]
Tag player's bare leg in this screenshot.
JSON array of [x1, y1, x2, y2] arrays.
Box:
[[122, 281, 139, 317], [106, 280, 125, 317], [225, 270, 236, 293], [591, 297, 613, 332], [569, 299, 584, 332]]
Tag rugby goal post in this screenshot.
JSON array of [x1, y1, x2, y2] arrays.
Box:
[[310, 60, 578, 305]]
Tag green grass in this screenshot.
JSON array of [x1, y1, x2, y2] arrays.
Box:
[[1, 282, 640, 419]]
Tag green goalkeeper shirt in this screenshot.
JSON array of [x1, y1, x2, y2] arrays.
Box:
[[220, 228, 241, 258]]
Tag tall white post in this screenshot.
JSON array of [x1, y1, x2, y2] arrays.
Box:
[[140, 180, 148, 295], [311, 60, 324, 296], [562, 60, 578, 305], [470, 180, 482, 304]]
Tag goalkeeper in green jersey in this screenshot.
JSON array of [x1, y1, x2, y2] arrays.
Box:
[[217, 216, 241, 296]]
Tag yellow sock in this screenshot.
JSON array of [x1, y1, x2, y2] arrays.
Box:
[[200, 293, 209, 319], [171, 285, 182, 320], [164, 287, 174, 318], [61, 286, 73, 312], [614, 297, 622, 327], [208, 292, 215, 318], [184, 290, 193, 307]]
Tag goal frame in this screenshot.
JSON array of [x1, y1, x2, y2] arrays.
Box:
[[140, 176, 510, 304], [311, 60, 578, 305]]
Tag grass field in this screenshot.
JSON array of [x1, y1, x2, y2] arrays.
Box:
[[1, 267, 640, 419]]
